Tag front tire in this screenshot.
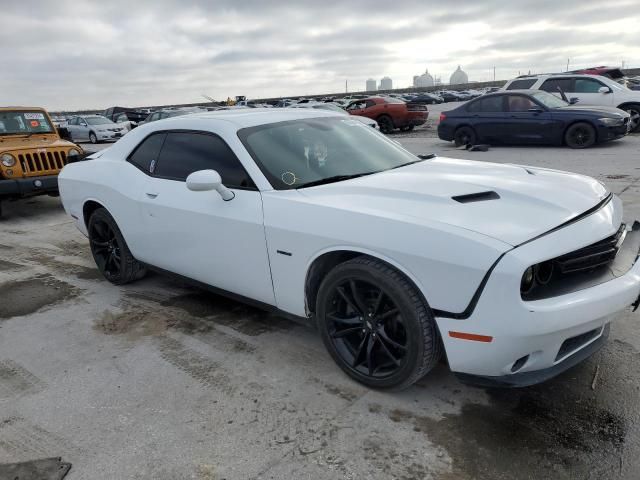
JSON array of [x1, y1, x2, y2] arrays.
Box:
[[316, 256, 442, 390], [565, 122, 596, 149], [88, 208, 146, 284], [620, 104, 640, 132], [89, 132, 98, 144]]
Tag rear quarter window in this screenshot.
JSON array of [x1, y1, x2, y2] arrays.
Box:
[[127, 133, 166, 174], [506, 79, 536, 90]]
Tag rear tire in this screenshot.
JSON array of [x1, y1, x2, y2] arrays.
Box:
[[565, 122, 596, 149], [316, 256, 442, 390], [88, 208, 146, 285], [620, 104, 640, 133], [453, 126, 476, 147], [377, 115, 394, 134]]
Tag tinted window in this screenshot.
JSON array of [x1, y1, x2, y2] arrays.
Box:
[[154, 132, 255, 189], [540, 78, 573, 93], [365, 100, 376, 108], [506, 95, 538, 112], [128, 133, 166, 173], [574, 78, 604, 93], [506, 79, 536, 90], [467, 96, 504, 112]]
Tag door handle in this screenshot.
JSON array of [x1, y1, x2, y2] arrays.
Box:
[[146, 192, 158, 199]]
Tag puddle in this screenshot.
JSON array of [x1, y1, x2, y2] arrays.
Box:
[[0, 275, 79, 319], [149, 291, 297, 336], [0, 259, 22, 271], [27, 252, 102, 281], [385, 338, 639, 480]]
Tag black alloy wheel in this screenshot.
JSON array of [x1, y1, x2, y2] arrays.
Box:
[[453, 126, 476, 147], [377, 115, 394, 134], [317, 257, 441, 389], [88, 208, 146, 284], [565, 122, 596, 149]]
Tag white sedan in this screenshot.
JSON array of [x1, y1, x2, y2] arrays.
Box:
[[59, 109, 640, 389]]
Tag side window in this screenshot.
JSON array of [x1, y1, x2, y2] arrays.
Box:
[[540, 78, 573, 93], [574, 78, 604, 93], [506, 95, 537, 112], [128, 133, 166, 174], [154, 132, 255, 189], [365, 100, 376, 108], [467, 96, 504, 112], [69, 117, 78, 126], [506, 79, 536, 90]]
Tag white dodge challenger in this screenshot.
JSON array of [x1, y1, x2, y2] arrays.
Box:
[[59, 109, 640, 389]]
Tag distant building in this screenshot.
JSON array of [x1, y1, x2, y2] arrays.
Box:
[[379, 76, 392, 90], [413, 68, 434, 87], [366, 78, 377, 91], [449, 65, 469, 85]]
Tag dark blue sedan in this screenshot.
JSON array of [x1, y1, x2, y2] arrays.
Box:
[[438, 90, 631, 149]]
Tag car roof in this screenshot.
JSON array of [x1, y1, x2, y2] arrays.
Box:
[[181, 107, 342, 128], [511, 73, 604, 81]]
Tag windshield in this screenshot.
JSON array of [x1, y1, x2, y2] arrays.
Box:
[[238, 117, 421, 190], [313, 104, 346, 114], [0, 110, 55, 135], [531, 91, 568, 108], [85, 116, 113, 125]]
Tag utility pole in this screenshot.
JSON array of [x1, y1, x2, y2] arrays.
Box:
[[493, 66, 496, 81], [566, 58, 570, 71], [345, 80, 348, 93]]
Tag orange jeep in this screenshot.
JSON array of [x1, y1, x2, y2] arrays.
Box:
[[0, 107, 83, 216]]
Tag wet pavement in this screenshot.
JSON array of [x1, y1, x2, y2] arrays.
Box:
[[0, 132, 639, 479]]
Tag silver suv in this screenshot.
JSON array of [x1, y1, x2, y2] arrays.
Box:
[[503, 74, 640, 132]]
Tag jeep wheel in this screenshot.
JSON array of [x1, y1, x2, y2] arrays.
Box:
[[377, 115, 394, 134], [565, 122, 596, 149], [621, 104, 640, 133], [88, 208, 146, 285], [89, 132, 98, 144], [399, 125, 415, 132], [316, 256, 442, 390]]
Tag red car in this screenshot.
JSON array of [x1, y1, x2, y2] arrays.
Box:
[[346, 97, 427, 133]]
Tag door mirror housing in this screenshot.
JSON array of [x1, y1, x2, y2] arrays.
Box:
[[569, 97, 579, 104], [186, 169, 235, 201], [599, 86, 612, 94]]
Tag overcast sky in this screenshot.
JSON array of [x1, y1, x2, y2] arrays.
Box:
[[2, 0, 639, 110]]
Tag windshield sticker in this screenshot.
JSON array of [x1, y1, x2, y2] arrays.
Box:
[[24, 113, 45, 120], [30, 120, 40, 127]]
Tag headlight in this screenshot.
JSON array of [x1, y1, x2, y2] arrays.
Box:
[[68, 148, 80, 156], [520, 266, 535, 295], [598, 117, 623, 126], [1, 153, 15, 167]]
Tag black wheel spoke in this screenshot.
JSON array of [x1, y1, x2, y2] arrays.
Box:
[[372, 290, 385, 315], [366, 334, 376, 376], [327, 313, 361, 327], [352, 333, 369, 368], [337, 286, 362, 315], [379, 308, 399, 320], [91, 239, 109, 247], [378, 327, 407, 352], [377, 333, 402, 366], [331, 326, 363, 339], [349, 280, 368, 315]]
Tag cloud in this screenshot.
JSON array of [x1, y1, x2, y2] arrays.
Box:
[[0, 0, 638, 109]]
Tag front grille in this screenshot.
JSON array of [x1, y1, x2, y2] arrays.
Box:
[[555, 327, 601, 361], [17, 150, 68, 176], [555, 224, 626, 274]]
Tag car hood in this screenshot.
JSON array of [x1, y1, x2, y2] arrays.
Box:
[[298, 157, 608, 246], [555, 105, 629, 117], [0, 135, 78, 151]]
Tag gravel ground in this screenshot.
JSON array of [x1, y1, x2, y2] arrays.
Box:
[[1, 123, 639, 479]]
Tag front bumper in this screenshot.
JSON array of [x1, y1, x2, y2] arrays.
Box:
[[597, 123, 629, 142], [0, 175, 59, 198], [436, 195, 640, 384], [97, 131, 124, 141]]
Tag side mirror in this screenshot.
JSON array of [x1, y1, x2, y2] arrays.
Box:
[[599, 86, 611, 94], [569, 97, 579, 104], [186, 169, 235, 201]]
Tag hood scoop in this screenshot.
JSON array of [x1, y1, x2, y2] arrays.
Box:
[[452, 191, 500, 204]]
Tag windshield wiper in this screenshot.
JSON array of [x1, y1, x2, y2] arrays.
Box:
[[296, 172, 374, 189], [389, 154, 435, 170]]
